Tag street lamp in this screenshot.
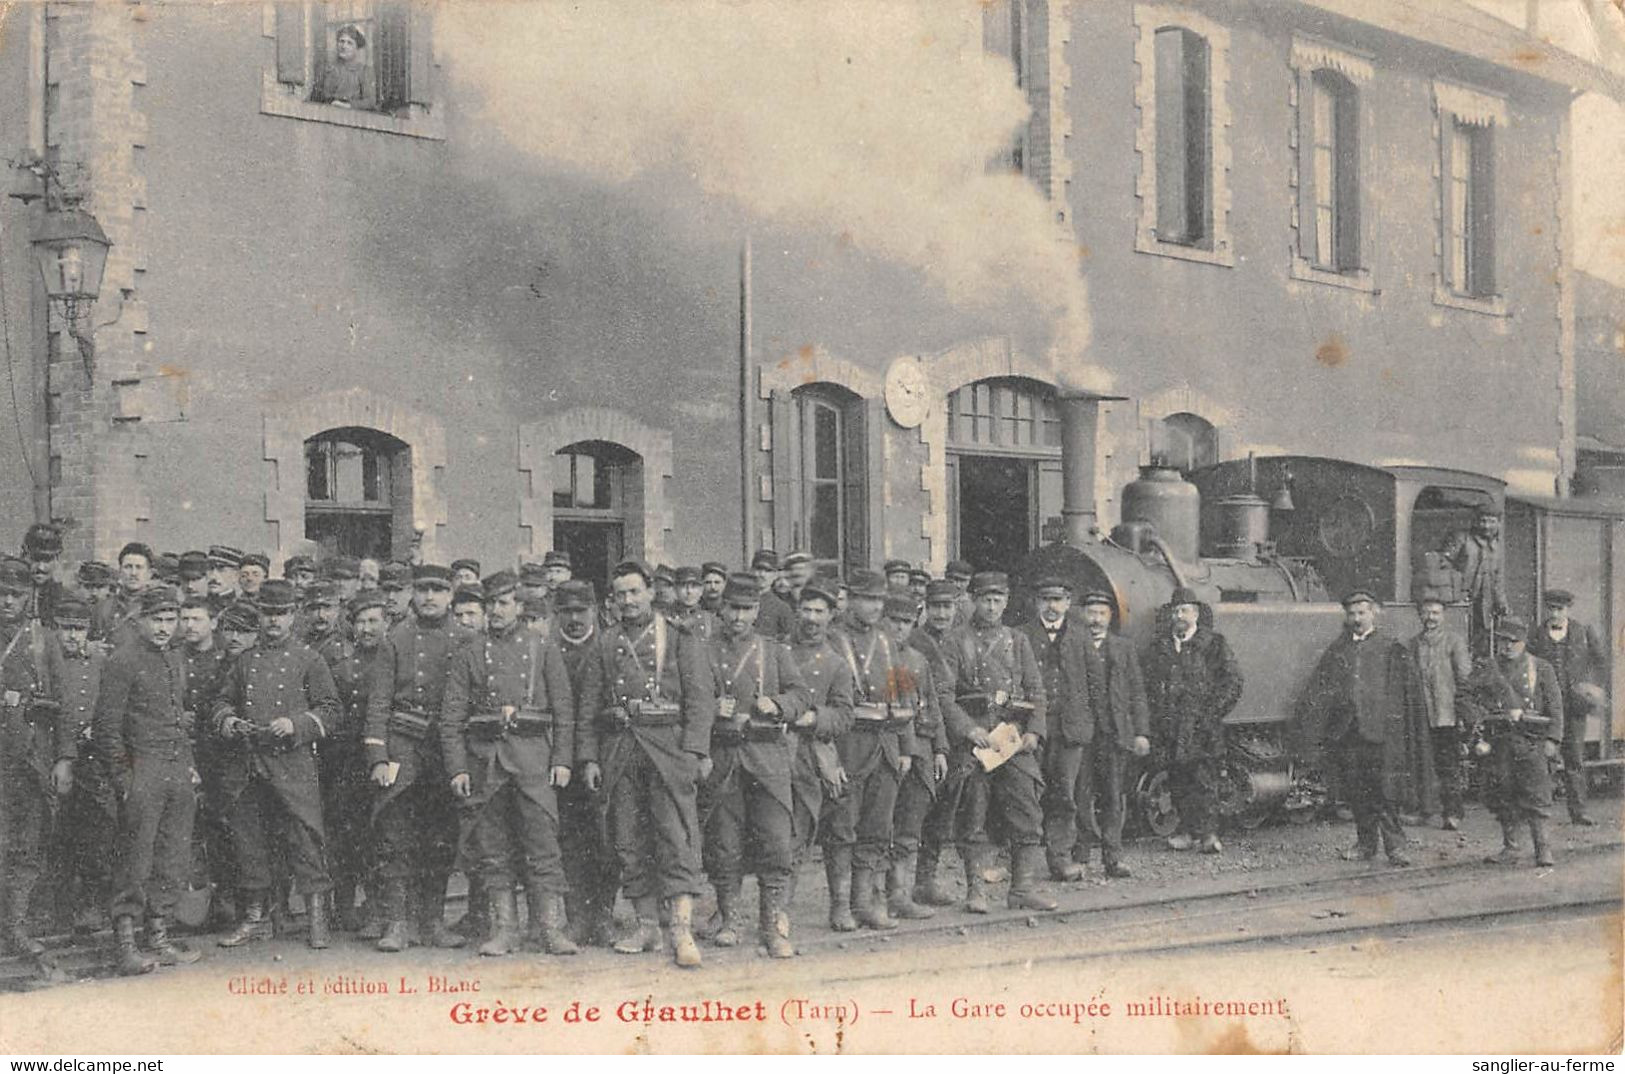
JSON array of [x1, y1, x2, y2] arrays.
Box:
[[31, 205, 111, 376]]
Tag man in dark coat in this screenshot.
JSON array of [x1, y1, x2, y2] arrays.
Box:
[[908, 581, 964, 905], [751, 550, 797, 642], [1303, 589, 1426, 866], [1144, 587, 1244, 854], [53, 593, 115, 935], [784, 582, 855, 924], [579, 559, 715, 968], [699, 573, 810, 957], [884, 590, 949, 920], [211, 579, 341, 949], [323, 591, 390, 934], [1474, 617, 1566, 867], [1441, 507, 1509, 658], [1526, 588, 1606, 826]]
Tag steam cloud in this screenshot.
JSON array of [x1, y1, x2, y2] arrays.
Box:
[[438, 0, 1104, 389]]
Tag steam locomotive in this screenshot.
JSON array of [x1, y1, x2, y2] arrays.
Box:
[[1015, 454, 1624, 834]]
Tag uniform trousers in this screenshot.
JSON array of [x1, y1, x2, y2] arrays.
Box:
[[374, 776, 458, 891], [605, 737, 704, 901], [1557, 713, 1588, 817], [820, 751, 901, 872], [1043, 735, 1124, 863], [1168, 757, 1220, 840], [61, 758, 118, 912], [955, 755, 1044, 852], [889, 763, 936, 862], [228, 776, 331, 895], [2, 765, 51, 933], [1429, 725, 1467, 820], [319, 743, 372, 903], [558, 781, 618, 919], [111, 753, 196, 920], [701, 746, 793, 884], [789, 738, 830, 863], [467, 779, 565, 893], [1335, 734, 1402, 852], [1485, 730, 1553, 823]]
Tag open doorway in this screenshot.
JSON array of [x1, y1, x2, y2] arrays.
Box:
[[956, 455, 1034, 571]]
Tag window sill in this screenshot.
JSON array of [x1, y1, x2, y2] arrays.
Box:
[[1135, 233, 1235, 268], [1431, 283, 1508, 318], [1290, 258, 1377, 294], [260, 73, 445, 140]]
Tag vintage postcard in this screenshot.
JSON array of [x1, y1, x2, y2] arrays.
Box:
[[0, 0, 1620, 1056]]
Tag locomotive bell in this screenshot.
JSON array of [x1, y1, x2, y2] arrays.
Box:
[[1120, 466, 1201, 565]]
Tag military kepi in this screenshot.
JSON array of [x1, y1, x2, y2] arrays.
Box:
[[722, 572, 762, 606], [970, 571, 1010, 596]]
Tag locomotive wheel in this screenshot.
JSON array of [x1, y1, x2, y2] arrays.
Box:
[[1136, 768, 1180, 838]]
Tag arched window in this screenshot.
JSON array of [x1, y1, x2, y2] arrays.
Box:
[[553, 439, 642, 588], [1154, 412, 1219, 474], [789, 385, 868, 576], [304, 426, 410, 559]]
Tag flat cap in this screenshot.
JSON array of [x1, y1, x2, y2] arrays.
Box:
[[413, 564, 454, 588], [1495, 616, 1529, 641], [257, 579, 298, 611], [847, 568, 887, 599], [22, 523, 61, 557], [1035, 576, 1073, 597], [77, 561, 115, 585], [970, 571, 1010, 596], [553, 579, 596, 611], [138, 586, 181, 616], [218, 602, 262, 633], [481, 570, 519, 601], [1078, 589, 1115, 609], [722, 572, 762, 606], [1340, 587, 1379, 608], [178, 550, 211, 580], [542, 550, 572, 570], [1543, 588, 1576, 607], [207, 545, 244, 568]]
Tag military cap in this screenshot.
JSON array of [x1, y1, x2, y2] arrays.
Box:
[[1035, 576, 1073, 597], [54, 592, 92, 625], [481, 570, 519, 601], [321, 556, 360, 580], [884, 591, 922, 620], [1494, 616, 1529, 642], [847, 568, 888, 599], [522, 593, 550, 618], [240, 552, 271, 572], [882, 558, 911, 575], [519, 560, 549, 584], [674, 565, 702, 584], [721, 572, 762, 607], [413, 564, 454, 588], [750, 549, 780, 571], [701, 561, 729, 581], [798, 581, 838, 608], [303, 581, 341, 608], [180, 593, 211, 613], [379, 561, 412, 591], [1167, 585, 1202, 607], [207, 545, 244, 568], [0, 556, 33, 593], [1078, 589, 1116, 609], [178, 550, 211, 580], [138, 586, 181, 616], [1543, 588, 1576, 608], [542, 550, 572, 570], [653, 563, 677, 585], [450, 557, 481, 578], [909, 567, 931, 585], [451, 583, 485, 606], [1340, 587, 1378, 608], [944, 559, 974, 581], [22, 522, 62, 558], [613, 558, 653, 583], [257, 579, 298, 612], [924, 579, 959, 604], [347, 589, 389, 619], [970, 571, 1010, 596], [782, 551, 813, 570], [154, 552, 181, 581], [1414, 588, 1448, 608], [118, 541, 154, 566], [218, 602, 262, 633], [77, 561, 115, 586], [553, 579, 595, 611], [284, 554, 316, 577]]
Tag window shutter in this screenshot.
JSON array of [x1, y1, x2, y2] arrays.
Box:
[[1295, 69, 1317, 263], [1181, 33, 1210, 243], [275, 2, 307, 86], [1153, 29, 1188, 242], [1471, 126, 1495, 295], [407, 3, 435, 107], [1440, 120, 1459, 290], [1334, 87, 1361, 272], [841, 401, 867, 577], [376, 4, 410, 110], [770, 389, 798, 555]]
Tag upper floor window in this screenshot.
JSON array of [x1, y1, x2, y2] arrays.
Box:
[[789, 385, 868, 577], [1432, 80, 1506, 315], [1288, 40, 1373, 291], [982, 0, 1026, 174]]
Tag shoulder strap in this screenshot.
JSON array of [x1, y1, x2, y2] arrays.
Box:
[[526, 633, 543, 709], [654, 614, 668, 696]]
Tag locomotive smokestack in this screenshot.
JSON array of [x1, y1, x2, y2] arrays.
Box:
[[1058, 391, 1100, 545]]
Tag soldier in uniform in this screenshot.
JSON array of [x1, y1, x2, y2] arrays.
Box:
[[784, 582, 855, 916], [882, 559, 912, 592], [176, 551, 210, 603], [178, 595, 233, 927], [357, 558, 381, 592], [284, 554, 317, 599], [302, 581, 346, 655], [0, 558, 72, 981], [22, 522, 65, 627], [323, 556, 362, 603], [1441, 507, 1509, 658], [1409, 593, 1474, 829], [579, 559, 715, 968], [1304, 589, 1422, 867], [519, 560, 551, 612], [882, 590, 948, 921], [239, 553, 270, 601], [750, 550, 797, 642], [550, 580, 618, 947], [205, 545, 243, 615], [54, 593, 116, 934], [652, 564, 678, 616], [326, 591, 389, 934], [699, 573, 810, 956], [938, 572, 1057, 911], [93, 586, 199, 975], [92, 542, 154, 648], [379, 561, 413, 627], [1475, 617, 1564, 867], [699, 562, 728, 615], [669, 565, 720, 643], [943, 559, 975, 626], [452, 583, 486, 633], [219, 602, 261, 659], [1144, 586, 1244, 855], [77, 561, 117, 609], [211, 579, 340, 949], [907, 569, 931, 603], [364, 564, 467, 951], [451, 559, 482, 590], [1527, 588, 1606, 827], [908, 580, 964, 906], [780, 552, 815, 606], [821, 569, 917, 930], [441, 571, 578, 957]]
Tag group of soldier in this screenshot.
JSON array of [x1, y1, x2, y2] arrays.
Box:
[[0, 509, 1607, 983]]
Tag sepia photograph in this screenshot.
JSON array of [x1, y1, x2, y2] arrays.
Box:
[[0, 0, 1621, 1057]]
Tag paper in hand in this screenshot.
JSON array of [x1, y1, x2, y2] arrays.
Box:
[[972, 721, 1024, 772]]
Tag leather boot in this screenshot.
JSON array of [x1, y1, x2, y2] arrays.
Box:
[[668, 894, 703, 969], [1008, 845, 1059, 911], [1531, 818, 1555, 867], [824, 847, 857, 932], [614, 895, 663, 954], [1486, 818, 1524, 865], [1048, 850, 1085, 882], [144, 915, 200, 965], [114, 915, 156, 976], [562, 890, 590, 947], [218, 895, 273, 947], [962, 848, 990, 914], [451, 875, 489, 943], [888, 855, 934, 919], [711, 878, 744, 948], [333, 881, 360, 932], [759, 882, 795, 959], [419, 879, 466, 949], [307, 892, 331, 949], [538, 892, 579, 956], [375, 879, 411, 952], [852, 865, 896, 930], [478, 889, 519, 957], [356, 888, 384, 941], [913, 845, 955, 906]]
